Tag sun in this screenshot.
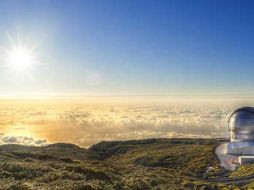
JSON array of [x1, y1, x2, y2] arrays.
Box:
[[6, 45, 36, 73], [4, 34, 38, 76]]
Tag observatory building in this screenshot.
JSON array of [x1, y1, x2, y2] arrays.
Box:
[[216, 107, 254, 170], [226, 107, 254, 164]]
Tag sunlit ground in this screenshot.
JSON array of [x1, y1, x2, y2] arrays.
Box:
[[0, 98, 252, 148]]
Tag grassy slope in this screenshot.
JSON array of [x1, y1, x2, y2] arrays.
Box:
[[0, 138, 253, 190]]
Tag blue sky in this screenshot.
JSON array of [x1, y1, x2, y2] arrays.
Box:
[[0, 0, 253, 97]]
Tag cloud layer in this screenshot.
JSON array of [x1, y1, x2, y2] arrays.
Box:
[[0, 100, 247, 147], [0, 134, 47, 146]]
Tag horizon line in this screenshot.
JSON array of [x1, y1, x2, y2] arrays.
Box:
[[0, 93, 253, 100]]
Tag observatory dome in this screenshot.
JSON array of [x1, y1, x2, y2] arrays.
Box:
[[229, 107, 254, 142]]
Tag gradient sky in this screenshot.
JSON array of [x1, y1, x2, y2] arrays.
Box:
[[0, 0, 254, 97]]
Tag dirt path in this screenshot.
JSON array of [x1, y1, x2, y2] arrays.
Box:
[[207, 175, 254, 185]]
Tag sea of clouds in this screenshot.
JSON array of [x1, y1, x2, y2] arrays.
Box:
[[0, 100, 247, 147]]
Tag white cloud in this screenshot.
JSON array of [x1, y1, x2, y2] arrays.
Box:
[[0, 134, 47, 146], [0, 100, 245, 147]]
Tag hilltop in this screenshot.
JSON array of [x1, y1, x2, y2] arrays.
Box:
[[0, 138, 253, 190]]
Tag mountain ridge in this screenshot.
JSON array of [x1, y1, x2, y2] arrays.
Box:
[[0, 138, 253, 190]]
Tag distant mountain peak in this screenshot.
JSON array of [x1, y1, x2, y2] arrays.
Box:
[[46, 143, 80, 149]]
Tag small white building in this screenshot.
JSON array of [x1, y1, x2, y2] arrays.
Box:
[[227, 107, 254, 157], [216, 107, 254, 170]]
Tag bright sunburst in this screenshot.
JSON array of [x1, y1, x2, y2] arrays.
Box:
[[6, 46, 35, 72], [4, 34, 38, 76]]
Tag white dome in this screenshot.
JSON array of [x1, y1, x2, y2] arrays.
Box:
[[229, 107, 254, 142]]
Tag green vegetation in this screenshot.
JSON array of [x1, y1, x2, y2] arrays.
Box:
[[0, 138, 254, 189]]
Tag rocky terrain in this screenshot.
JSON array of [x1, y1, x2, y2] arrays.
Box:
[[0, 138, 253, 190]]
